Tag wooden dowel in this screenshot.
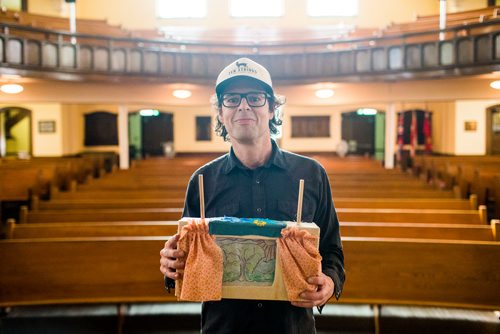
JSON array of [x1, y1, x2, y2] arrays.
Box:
[[198, 174, 205, 220], [296, 179, 304, 225]]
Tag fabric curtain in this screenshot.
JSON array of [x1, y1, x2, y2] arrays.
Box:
[[177, 220, 223, 301], [277, 227, 322, 301]]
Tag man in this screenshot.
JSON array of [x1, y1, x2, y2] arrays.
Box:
[[160, 57, 345, 333]]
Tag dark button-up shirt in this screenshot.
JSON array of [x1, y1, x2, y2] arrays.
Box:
[[180, 140, 345, 333]]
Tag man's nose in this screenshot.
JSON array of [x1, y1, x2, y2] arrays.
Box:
[[238, 96, 251, 110]]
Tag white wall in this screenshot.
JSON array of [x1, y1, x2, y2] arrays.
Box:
[[454, 100, 500, 155], [0, 103, 64, 157], [172, 106, 229, 153], [31, 103, 64, 156]]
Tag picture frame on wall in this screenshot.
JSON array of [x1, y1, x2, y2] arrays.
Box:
[[38, 120, 56, 133], [464, 121, 477, 132]]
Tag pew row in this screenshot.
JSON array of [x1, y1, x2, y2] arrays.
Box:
[[32, 196, 477, 211], [336, 206, 487, 225], [0, 237, 499, 309], [50, 188, 457, 201], [19, 206, 488, 225], [6, 220, 499, 241]]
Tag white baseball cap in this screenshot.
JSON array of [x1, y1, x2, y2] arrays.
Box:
[[215, 57, 273, 96]]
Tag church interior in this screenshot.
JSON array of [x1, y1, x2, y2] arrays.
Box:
[[0, 0, 499, 333]]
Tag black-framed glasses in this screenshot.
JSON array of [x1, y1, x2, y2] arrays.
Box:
[[221, 92, 270, 108]]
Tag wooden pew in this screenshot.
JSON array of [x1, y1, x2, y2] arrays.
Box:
[[471, 168, 500, 208], [18, 206, 486, 224], [73, 175, 431, 191], [51, 190, 188, 200], [334, 197, 476, 210], [415, 7, 500, 24], [1, 236, 499, 309], [35, 198, 186, 210], [19, 207, 183, 223], [49, 186, 455, 199], [34, 197, 475, 211], [6, 220, 498, 242], [411, 156, 500, 195], [6, 220, 178, 239], [0, 167, 42, 202], [340, 221, 497, 241], [0, 155, 108, 201], [336, 206, 487, 225], [0, 236, 176, 306], [340, 237, 500, 309]]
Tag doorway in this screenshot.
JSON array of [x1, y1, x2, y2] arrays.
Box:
[[486, 105, 500, 155], [0, 106, 32, 158], [129, 110, 173, 159], [341, 109, 385, 158]]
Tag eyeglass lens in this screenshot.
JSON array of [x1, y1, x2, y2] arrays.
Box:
[[222, 93, 268, 107]]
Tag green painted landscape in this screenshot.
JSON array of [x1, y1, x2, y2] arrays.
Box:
[[216, 237, 276, 286]]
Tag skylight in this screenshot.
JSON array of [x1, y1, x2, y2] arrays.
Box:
[[307, 0, 358, 17], [157, 0, 207, 18], [230, 0, 284, 17]]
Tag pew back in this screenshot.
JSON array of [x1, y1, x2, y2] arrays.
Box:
[[1, 236, 499, 309], [7, 220, 497, 241]]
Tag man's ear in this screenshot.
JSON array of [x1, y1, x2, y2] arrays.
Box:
[[217, 109, 224, 124], [268, 105, 275, 120]]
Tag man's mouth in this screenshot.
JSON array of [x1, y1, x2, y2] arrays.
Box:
[[234, 118, 256, 124]]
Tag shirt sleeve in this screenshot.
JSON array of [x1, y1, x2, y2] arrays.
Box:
[[314, 167, 345, 300]]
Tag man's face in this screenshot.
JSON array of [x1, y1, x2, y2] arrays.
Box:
[[218, 80, 274, 144]]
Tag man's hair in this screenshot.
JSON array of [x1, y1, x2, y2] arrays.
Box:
[[211, 93, 285, 142]]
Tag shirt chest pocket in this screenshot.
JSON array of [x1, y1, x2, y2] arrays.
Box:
[[212, 202, 240, 217], [276, 200, 314, 223]]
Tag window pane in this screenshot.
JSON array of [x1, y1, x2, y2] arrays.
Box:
[[307, 0, 358, 17], [157, 0, 207, 18], [291, 116, 330, 138], [196, 116, 212, 141], [231, 0, 283, 17]]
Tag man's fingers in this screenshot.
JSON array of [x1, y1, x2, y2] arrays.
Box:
[[161, 248, 185, 260], [164, 234, 180, 249], [160, 258, 185, 270], [306, 275, 325, 286], [163, 268, 183, 280], [159, 234, 186, 280], [291, 274, 334, 308]]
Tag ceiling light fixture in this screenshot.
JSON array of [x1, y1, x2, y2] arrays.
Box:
[[0, 83, 24, 94], [315, 88, 334, 99], [490, 80, 500, 90], [173, 89, 192, 99]]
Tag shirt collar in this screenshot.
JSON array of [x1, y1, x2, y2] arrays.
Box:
[[223, 139, 286, 174]]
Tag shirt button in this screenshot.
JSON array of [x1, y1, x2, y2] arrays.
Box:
[[256, 208, 262, 212], [257, 303, 263, 308]]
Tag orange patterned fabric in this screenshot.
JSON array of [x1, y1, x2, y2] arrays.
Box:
[[277, 227, 322, 301], [176, 219, 223, 301]]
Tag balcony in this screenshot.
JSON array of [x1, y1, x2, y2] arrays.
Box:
[[0, 19, 499, 85]]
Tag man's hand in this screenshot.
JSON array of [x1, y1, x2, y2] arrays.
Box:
[[159, 234, 186, 280], [291, 273, 334, 308]]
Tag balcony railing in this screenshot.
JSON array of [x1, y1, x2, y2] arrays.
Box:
[[1, 19, 499, 84]]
